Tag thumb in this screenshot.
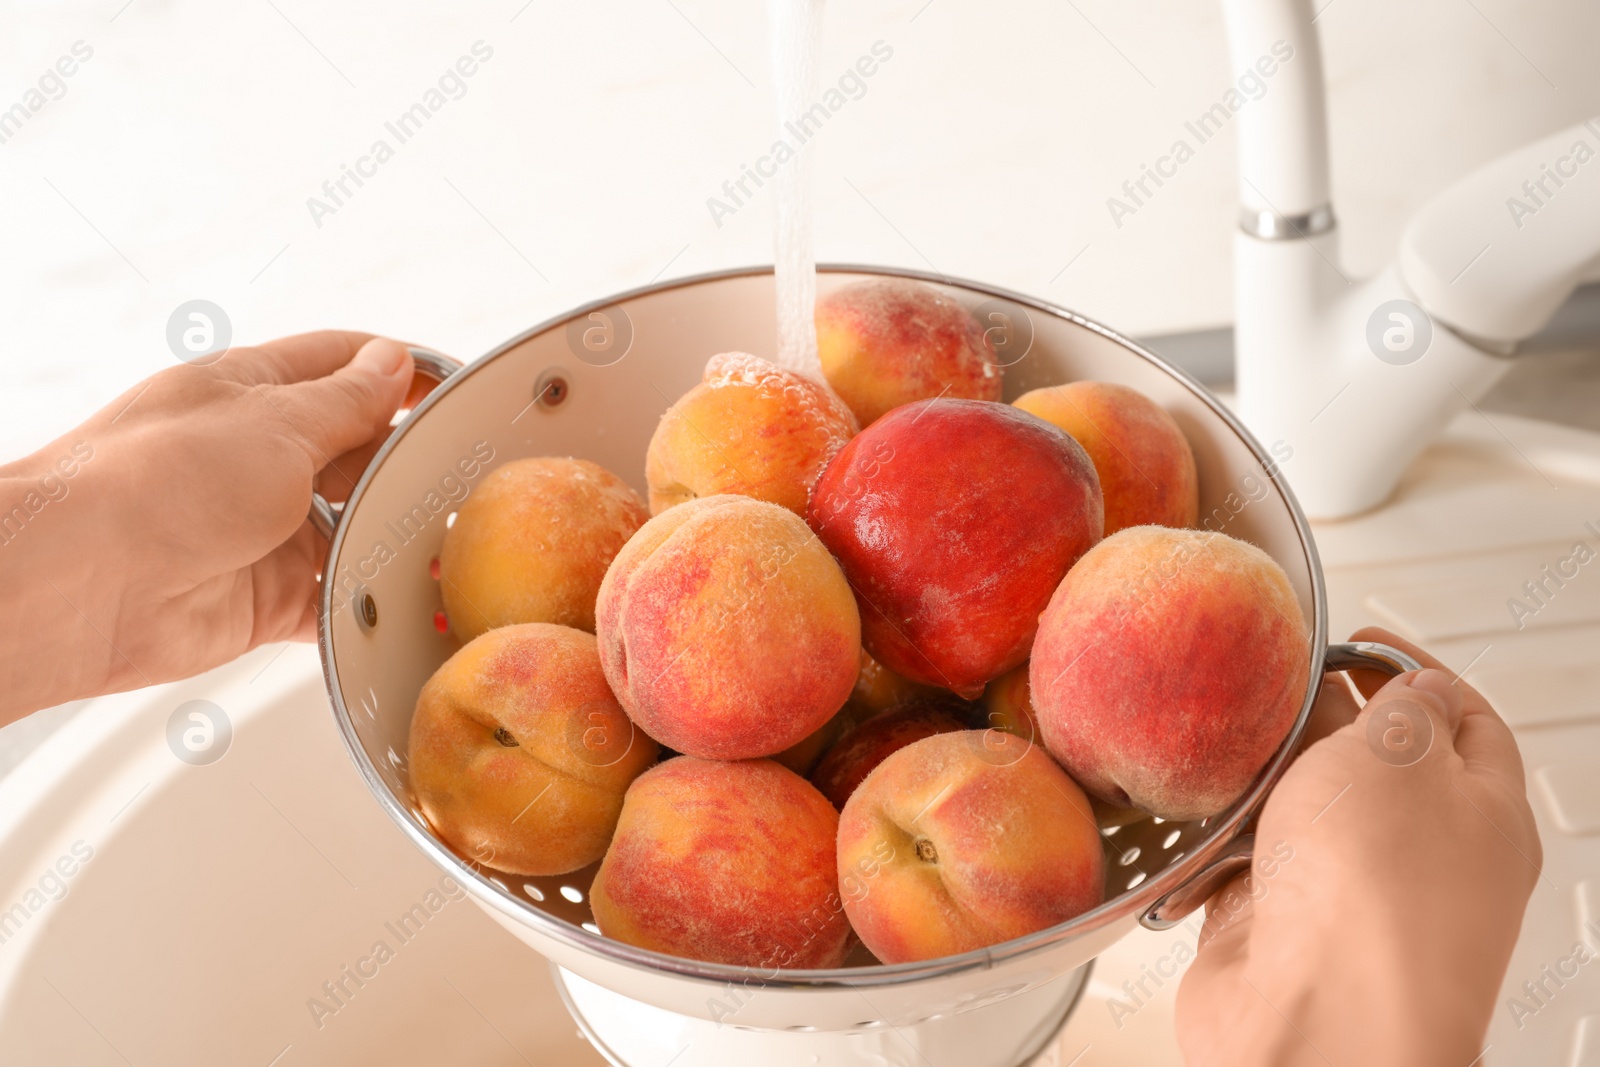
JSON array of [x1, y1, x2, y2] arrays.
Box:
[[273, 337, 413, 466], [1352, 669, 1464, 769]]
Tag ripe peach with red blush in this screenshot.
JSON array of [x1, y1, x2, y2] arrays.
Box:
[[808, 399, 1102, 698], [1031, 526, 1310, 821], [595, 495, 860, 760], [815, 278, 1002, 427], [590, 757, 851, 968], [1014, 382, 1198, 535], [837, 731, 1105, 964], [645, 352, 857, 517], [438, 457, 648, 640], [408, 623, 658, 876]]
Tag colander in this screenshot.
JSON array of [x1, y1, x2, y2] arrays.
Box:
[[312, 266, 1419, 1067]]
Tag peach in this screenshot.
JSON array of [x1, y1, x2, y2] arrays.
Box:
[[808, 399, 1102, 698], [1013, 382, 1198, 535], [595, 495, 860, 760], [849, 650, 943, 718], [774, 652, 931, 776], [590, 757, 851, 968], [408, 623, 658, 876], [772, 712, 847, 777], [815, 278, 1002, 427], [979, 662, 1037, 743], [837, 731, 1104, 964], [810, 699, 969, 809], [1031, 526, 1311, 821], [438, 457, 648, 640], [645, 352, 858, 516]]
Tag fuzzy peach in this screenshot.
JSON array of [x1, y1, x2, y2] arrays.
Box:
[[808, 399, 1102, 697], [438, 457, 648, 640], [596, 495, 860, 760], [815, 278, 1002, 427], [810, 699, 969, 809], [408, 623, 658, 876], [590, 757, 851, 968], [1031, 526, 1311, 821], [645, 352, 858, 516], [837, 731, 1105, 964], [1013, 382, 1198, 535]]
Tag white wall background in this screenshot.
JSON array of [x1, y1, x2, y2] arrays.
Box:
[[1, 0, 1596, 460]]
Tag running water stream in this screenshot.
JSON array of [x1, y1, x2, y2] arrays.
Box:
[[768, 0, 825, 379]]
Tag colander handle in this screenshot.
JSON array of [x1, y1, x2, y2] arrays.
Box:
[[1138, 640, 1423, 930], [307, 346, 461, 540]]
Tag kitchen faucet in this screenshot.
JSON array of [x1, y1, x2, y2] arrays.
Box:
[[1223, 0, 1600, 518]]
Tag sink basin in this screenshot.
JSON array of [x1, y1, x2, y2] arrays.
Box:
[[0, 645, 600, 1066]]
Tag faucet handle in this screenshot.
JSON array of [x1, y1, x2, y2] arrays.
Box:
[[1400, 118, 1600, 347]]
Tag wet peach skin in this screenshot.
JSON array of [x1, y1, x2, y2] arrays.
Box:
[[1014, 381, 1199, 536], [837, 731, 1105, 964], [809, 398, 1103, 698], [1031, 526, 1310, 822], [595, 495, 860, 761], [408, 623, 659, 876], [438, 457, 648, 640], [815, 278, 1002, 427], [645, 352, 858, 517], [591, 757, 852, 969]]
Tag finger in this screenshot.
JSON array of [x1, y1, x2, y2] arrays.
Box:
[[1196, 868, 1260, 959], [315, 435, 389, 505], [1342, 626, 1436, 699], [1345, 626, 1512, 752], [1408, 665, 1529, 788], [217, 330, 377, 386], [1298, 672, 1361, 751], [247, 524, 324, 646], [314, 356, 454, 500], [1343, 626, 1486, 705], [1343, 669, 1469, 781], [269, 337, 414, 469], [1371, 668, 1466, 735], [1454, 706, 1530, 789]]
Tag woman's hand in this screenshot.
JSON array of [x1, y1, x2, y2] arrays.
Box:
[[1176, 626, 1541, 1066], [0, 332, 416, 723]]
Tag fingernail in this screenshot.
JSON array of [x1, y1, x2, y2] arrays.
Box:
[[1404, 668, 1463, 729], [1406, 668, 1458, 704], [356, 338, 408, 377]]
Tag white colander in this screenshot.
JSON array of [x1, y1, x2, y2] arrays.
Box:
[[312, 266, 1418, 1067]]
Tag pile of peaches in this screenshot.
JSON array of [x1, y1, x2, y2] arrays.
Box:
[[407, 279, 1311, 971]]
